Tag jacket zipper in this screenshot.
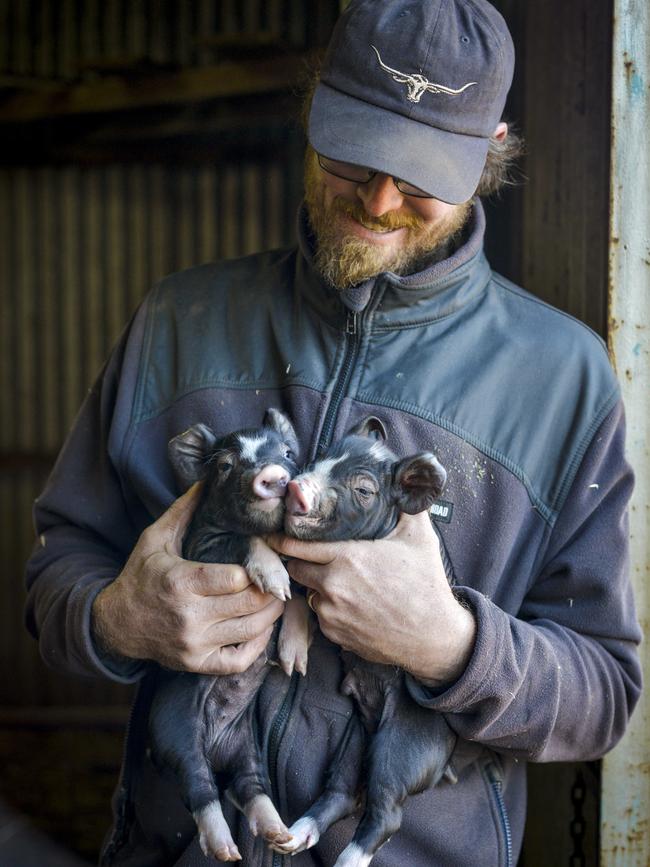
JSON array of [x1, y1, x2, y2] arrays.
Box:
[[485, 760, 513, 867], [316, 309, 360, 454], [269, 672, 299, 867], [269, 307, 362, 865]]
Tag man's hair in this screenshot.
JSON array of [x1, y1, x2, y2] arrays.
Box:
[[475, 126, 525, 197], [298, 70, 524, 200]]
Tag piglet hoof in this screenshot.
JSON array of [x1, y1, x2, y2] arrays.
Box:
[[269, 816, 320, 854], [194, 801, 242, 862], [245, 540, 292, 601], [210, 843, 242, 863], [245, 794, 292, 845], [277, 633, 309, 677], [277, 596, 312, 676], [247, 563, 292, 602], [263, 826, 293, 846]]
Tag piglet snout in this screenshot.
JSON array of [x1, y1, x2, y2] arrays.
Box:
[[253, 465, 290, 499], [286, 479, 314, 515]]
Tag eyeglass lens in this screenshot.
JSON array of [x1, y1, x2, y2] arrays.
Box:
[[317, 154, 433, 198]]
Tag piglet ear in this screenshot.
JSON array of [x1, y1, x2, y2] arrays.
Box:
[[168, 423, 217, 489], [392, 453, 447, 515], [263, 408, 300, 457], [347, 416, 387, 442]]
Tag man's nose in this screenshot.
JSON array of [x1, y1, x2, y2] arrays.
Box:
[[356, 173, 405, 216]]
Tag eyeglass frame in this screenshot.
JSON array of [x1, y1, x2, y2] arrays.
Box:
[[316, 153, 435, 199]]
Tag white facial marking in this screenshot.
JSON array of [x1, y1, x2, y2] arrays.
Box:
[[368, 441, 391, 461], [238, 434, 267, 463], [310, 453, 349, 485]]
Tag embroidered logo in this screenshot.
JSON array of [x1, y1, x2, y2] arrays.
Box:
[[429, 498, 454, 524], [371, 45, 477, 103]]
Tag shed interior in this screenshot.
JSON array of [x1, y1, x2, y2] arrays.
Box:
[[0, 1, 612, 863]]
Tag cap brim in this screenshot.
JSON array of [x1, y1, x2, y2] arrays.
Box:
[[308, 83, 489, 205]]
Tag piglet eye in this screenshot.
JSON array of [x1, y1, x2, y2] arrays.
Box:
[[351, 474, 378, 502], [285, 448, 295, 461]]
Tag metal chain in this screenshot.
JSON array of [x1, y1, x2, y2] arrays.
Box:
[[569, 769, 587, 867]]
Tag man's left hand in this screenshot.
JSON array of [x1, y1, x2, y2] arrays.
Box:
[[269, 511, 476, 687]]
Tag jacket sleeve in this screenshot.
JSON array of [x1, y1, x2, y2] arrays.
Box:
[[24, 302, 151, 684], [409, 399, 642, 761]]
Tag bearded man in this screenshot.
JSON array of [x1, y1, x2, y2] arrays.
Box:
[[25, 1, 641, 866]]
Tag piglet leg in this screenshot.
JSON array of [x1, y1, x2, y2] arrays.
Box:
[[334, 707, 456, 867], [222, 704, 293, 848], [243, 794, 293, 846], [194, 800, 242, 862], [244, 537, 291, 601], [226, 788, 293, 848], [270, 713, 364, 855], [149, 672, 240, 861], [277, 596, 314, 676]]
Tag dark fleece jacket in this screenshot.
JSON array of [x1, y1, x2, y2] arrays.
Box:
[[25, 201, 642, 866]]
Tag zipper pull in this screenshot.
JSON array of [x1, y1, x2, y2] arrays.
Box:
[[485, 759, 503, 788], [346, 311, 358, 335]]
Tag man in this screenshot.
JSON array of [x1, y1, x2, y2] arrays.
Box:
[[25, 1, 641, 865]]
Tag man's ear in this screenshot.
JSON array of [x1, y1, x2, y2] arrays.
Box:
[[263, 408, 300, 458], [392, 453, 447, 514], [347, 416, 387, 442], [168, 424, 217, 490]]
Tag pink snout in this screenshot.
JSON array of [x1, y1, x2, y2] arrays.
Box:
[[286, 478, 316, 515], [252, 464, 290, 499]]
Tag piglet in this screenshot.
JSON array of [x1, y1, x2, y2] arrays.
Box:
[[148, 408, 312, 861], [273, 416, 457, 867]]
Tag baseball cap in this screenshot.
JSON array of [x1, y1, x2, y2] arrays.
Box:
[[308, 0, 515, 204]]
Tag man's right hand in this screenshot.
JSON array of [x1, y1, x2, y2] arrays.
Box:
[[91, 484, 284, 674]]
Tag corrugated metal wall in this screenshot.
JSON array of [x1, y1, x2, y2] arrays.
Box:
[[0, 160, 300, 454], [0, 0, 333, 75], [0, 0, 337, 709]]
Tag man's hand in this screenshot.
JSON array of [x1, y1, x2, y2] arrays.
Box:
[[92, 484, 284, 674], [269, 511, 476, 687]]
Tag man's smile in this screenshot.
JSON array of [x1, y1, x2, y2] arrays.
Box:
[[340, 210, 408, 242]]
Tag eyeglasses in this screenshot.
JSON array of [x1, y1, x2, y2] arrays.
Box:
[[317, 153, 434, 199]]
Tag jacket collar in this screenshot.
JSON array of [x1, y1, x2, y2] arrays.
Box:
[[296, 197, 491, 324]]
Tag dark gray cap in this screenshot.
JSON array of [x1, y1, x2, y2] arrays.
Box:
[[308, 0, 515, 204]]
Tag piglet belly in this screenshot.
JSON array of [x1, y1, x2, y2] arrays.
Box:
[[339, 651, 400, 733]]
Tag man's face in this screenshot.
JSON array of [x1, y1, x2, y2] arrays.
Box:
[[304, 148, 471, 289]]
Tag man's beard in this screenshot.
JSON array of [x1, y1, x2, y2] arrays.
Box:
[[304, 150, 472, 289]]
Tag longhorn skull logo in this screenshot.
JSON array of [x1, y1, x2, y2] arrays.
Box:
[[371, 45, 477, 103]]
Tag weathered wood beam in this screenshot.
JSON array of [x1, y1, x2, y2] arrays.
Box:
[[0, 53, 316, 123]]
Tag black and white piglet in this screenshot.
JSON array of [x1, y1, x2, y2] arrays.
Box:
[[273, 416, 457, 867], [149, 409, 312, 862]]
